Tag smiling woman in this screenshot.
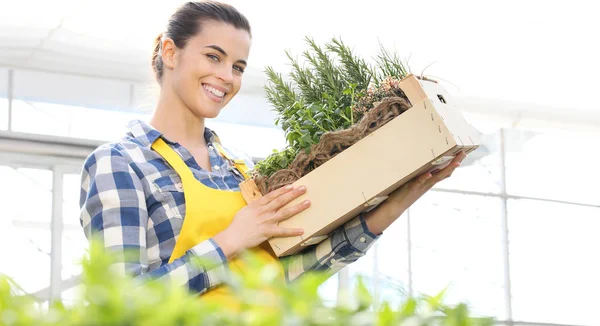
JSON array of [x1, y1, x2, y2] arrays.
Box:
[[79, 0, 378, 306], [78, 0, 462, 309]]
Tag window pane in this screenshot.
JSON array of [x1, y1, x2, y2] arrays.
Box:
[[346, 222, 409, 308], [62, 173, 87, 281], [505, 128, 600, 205], [1, 167, 52, 223], [376, 213, 409, 307], [63, 105, 148, 141], [11, 100, 149, 141], [434, 131, 503, 194], [508, 199, 600, 326], [317, 273, 338, 306], [12, 100, 70, 137], [206, 121, 286, 160], [410, 191, 506, 319], [62, 230, 86, 280], [347, 244, 377, 307], [61, 284, 84, 307], [62, 173, 82, 227], [0, 166, 52, 297], [347, 214, 409, 307], [0, 98, 7, 130], [1, 229, 51, 295], [61, 173, 88, 286]]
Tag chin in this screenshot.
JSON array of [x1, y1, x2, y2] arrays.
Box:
[[204, 111, 221, 119], [193, 108, 219, 119], [198, 105, 224, 119], [195, 96, 230, 119]]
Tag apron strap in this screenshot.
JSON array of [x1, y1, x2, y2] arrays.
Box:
[[212, 142, 251, 180], [151, 138, 197, 188], [152, 135, 251, 181]]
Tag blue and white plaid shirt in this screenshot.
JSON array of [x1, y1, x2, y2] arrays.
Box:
[[79, 120, 379, 294]]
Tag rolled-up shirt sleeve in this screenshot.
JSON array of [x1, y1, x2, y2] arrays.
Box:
[[281, 212, 379, 282]]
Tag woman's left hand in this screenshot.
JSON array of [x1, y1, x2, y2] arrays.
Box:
[[364, 151, 467, 235]]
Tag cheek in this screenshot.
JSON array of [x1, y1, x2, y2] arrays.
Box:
[[178, 55, 204, 80], [231, 78, 243, 95], [179, 63, 206, 94], [173, 70, 203, 108]]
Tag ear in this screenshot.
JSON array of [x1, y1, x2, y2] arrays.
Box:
[[161, 37, 177, 69]]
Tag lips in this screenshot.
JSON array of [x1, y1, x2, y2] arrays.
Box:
[[202, 84, 227, 98], [202, 83, 228, 104]]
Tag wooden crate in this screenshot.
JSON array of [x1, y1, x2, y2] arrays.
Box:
[[241, 74, 480, 257]]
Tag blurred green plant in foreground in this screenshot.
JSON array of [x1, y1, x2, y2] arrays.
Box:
[[0, 240, 495, 326]]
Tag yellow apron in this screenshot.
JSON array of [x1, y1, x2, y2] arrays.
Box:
[[151, 138, 283, 309]]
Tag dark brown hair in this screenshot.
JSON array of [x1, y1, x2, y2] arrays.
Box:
[[152, 1, 251, 83]]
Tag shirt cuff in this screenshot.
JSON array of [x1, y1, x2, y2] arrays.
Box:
[[343, 213, 380, 253], [190, 238, 230, 291]]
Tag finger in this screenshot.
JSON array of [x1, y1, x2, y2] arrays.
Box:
[[265, 185, 307, 212], [430, 167, 454, 183], [454, 151, 466, 163], [413, 153, 464, 189], [256, 184, 294, 206], [426, 162, 459, 186], [420, 175, 438, 192], [416, 172, 433, 185], [441, 154, 463, 173], [272, 199, 311, 222], [267, 226, 304, 238]]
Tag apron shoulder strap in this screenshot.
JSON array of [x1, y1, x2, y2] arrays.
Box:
[[151, 138, 195, 181], [212, 142, 251, 180], [209, 131, 252, 180]]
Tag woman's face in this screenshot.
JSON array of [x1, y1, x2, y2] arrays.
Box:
[[169, 21, 251, 119]]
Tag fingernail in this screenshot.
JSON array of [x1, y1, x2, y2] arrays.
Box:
[[285, 185, 293, 190], [297, 229, 304, 235], [304, 200, 311, 205], [299, 185, 306, 191]]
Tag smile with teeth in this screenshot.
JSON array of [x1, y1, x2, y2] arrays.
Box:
[[203, 84, 226, 98]]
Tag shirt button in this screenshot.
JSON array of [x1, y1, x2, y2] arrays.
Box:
[[208, 145, 214, 150], [330, 258, 337, 264], [359, 237, 366, 243], [354, 252, 363, 256], [213, 165, 220, 171]]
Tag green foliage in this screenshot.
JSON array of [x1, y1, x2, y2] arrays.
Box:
[[254, 147, 298, 178], [0, 240, 495, 326], [372, 41, 409, 85], [257, 36, 410, 178]]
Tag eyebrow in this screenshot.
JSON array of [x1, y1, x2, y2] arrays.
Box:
[[205, 45, 247, 66]]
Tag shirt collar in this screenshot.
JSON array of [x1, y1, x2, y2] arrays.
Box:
[[126, 119, 216, 147]]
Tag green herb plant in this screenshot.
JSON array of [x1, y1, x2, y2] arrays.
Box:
[[254, 37, 410, 179], [0, 239, 495, 326]]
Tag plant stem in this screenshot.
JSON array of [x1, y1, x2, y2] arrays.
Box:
[[306, 114, 328, 133]]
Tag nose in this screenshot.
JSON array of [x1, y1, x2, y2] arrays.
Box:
[[216, 64, 234, 84]]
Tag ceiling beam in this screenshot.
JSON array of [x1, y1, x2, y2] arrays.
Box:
[[0, 130, 101, 168]]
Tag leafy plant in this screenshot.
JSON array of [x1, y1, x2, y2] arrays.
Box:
[[255, 37, 410, 178], [0, 239, 495, 326]]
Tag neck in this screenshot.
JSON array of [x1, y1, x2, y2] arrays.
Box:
[[150, 82, 207, 150]]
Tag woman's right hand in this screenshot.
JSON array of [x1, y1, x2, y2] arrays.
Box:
[[213, 184, 310, 258]]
